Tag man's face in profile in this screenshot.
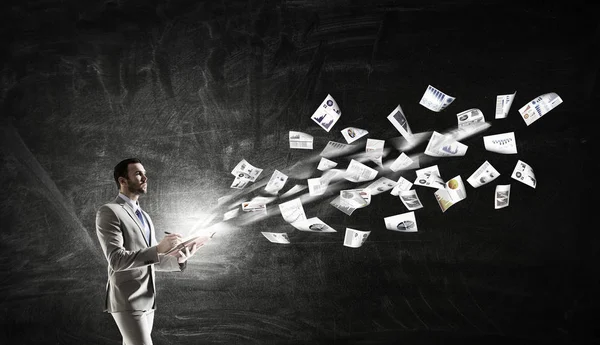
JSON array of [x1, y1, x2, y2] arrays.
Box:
[[125, 163, 147, 195]]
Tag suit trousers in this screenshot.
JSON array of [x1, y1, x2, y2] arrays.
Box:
[[111, 309, 155, 345]]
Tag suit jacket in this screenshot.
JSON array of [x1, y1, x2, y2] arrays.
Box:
[[96, 196, 182, 313]]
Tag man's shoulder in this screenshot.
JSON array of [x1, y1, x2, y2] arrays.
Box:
[[97, 198, 123, 213]]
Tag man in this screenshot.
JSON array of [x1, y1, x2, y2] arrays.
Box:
[[96, 158, 200, 344]]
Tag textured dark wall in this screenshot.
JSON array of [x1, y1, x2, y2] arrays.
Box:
[[0, 1, 597, 344]]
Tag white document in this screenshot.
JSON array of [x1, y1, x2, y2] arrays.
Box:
[[457, 108, 485, 128], [331, 189, 371, 216], [223, 208, 239, 221], [483, 132, 517, 154], [424, 131, 468, 157], [365, 138, 385, 168], [495, 91, 517, 119], [341, 127, 368, 144], [289, 131, 313, 149], [265, 170, 288, 194], [495, 185, 511, 209], [414, 165, 445, 189], [330, 196, 355, 216], [419, 85, 456, 112], [434, 188, 454, 213], [467, 161, 500, 188], [384, 211, 418, 232], [434, 175, 467, 212], [241, 202, 267, 214], [320, 141, 356, 158], [390, 176, 413, 196], [317, 157, 338, 171], [261, 232, 290, 244], [311, 94, 341, 132], [230, 176, 250, 189], [291, 217, 336, 232], [280, 184, 307, 198], [389, 152, 414, 172], [511, 160, 536, 188], [344, 159, 378, 183], [387, 104, 413, 141], [231, 159, 263, 182], [340, 189, 371, 208], [365, 177, 397, 195], [444, 175, 467, 203], [399, 190, 423, 211], [343, 228, 371, 248], [518, 92, 563, 126], [278, 198, 307, 224], [307, 177, 328, 196]]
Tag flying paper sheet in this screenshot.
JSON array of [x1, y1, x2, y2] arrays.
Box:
[[424, 131, 468, 157], [343, 228, 371, 248], [230, 176, 250, 189], [331, 189, 371, 216], [518, 92, 563, 126], [419, 85, 456, 112], [414, 165, 445, 189], [320, 141, 356, 158], [289, 131, 313, 149], [291, 217, 336, 232], [265, 170, 288, 194], [261, 232, 291, 244], [467, 160, 500, 188], [307, 177, 328, 196], [278, 198, 307, 224], [495, 91, 517, 119], [384, 211, 418, 232], [456, 108, 485, 128], [345, 159, 378, 183], [231, 159, 263, 182], [390, 176, 413, 196], [483, 132, 517, 154], [241, 201, 267, 214], [311, 94, 341, 132], [389, 152, 414, 172], [399, 190, 424, 211], [365, 177, 397, 196], [434, 175, 467, 212], [317, 157, 338, 171], [365, 138, 385, 168], [511, 160, 536, 188], [495, 185, 511, 209], [341, 127, 368, 144], [387, 104, 413, 141]]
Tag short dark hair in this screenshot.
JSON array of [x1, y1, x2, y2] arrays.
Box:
[[113, 158, 142, 189]]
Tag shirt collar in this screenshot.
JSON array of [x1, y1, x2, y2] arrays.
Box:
[[118, 193, 141, 213]]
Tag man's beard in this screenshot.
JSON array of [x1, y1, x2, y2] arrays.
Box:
[[127, 182, 147, 195]]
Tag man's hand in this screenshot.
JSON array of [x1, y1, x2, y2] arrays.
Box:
[[177, 243, 201, 264], [157, 233, 182, 254]]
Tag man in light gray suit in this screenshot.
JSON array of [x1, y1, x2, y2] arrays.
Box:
[[96, 158, 201, 344]]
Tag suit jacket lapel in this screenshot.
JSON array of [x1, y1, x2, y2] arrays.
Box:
[[115, 196, 150, 247]]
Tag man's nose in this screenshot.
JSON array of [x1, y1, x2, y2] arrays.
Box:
[[141, 174, 147, 182]]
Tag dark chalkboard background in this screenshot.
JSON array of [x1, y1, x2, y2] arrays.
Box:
[[1, 1, 597, 344]]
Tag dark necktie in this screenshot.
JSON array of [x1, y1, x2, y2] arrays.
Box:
[[135, 209, 151, 244]]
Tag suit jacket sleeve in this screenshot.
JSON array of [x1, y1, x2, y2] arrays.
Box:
[[96, 205, 163, 271]]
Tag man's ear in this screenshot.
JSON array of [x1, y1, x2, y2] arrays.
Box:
[[118, 176, 127, 187]]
